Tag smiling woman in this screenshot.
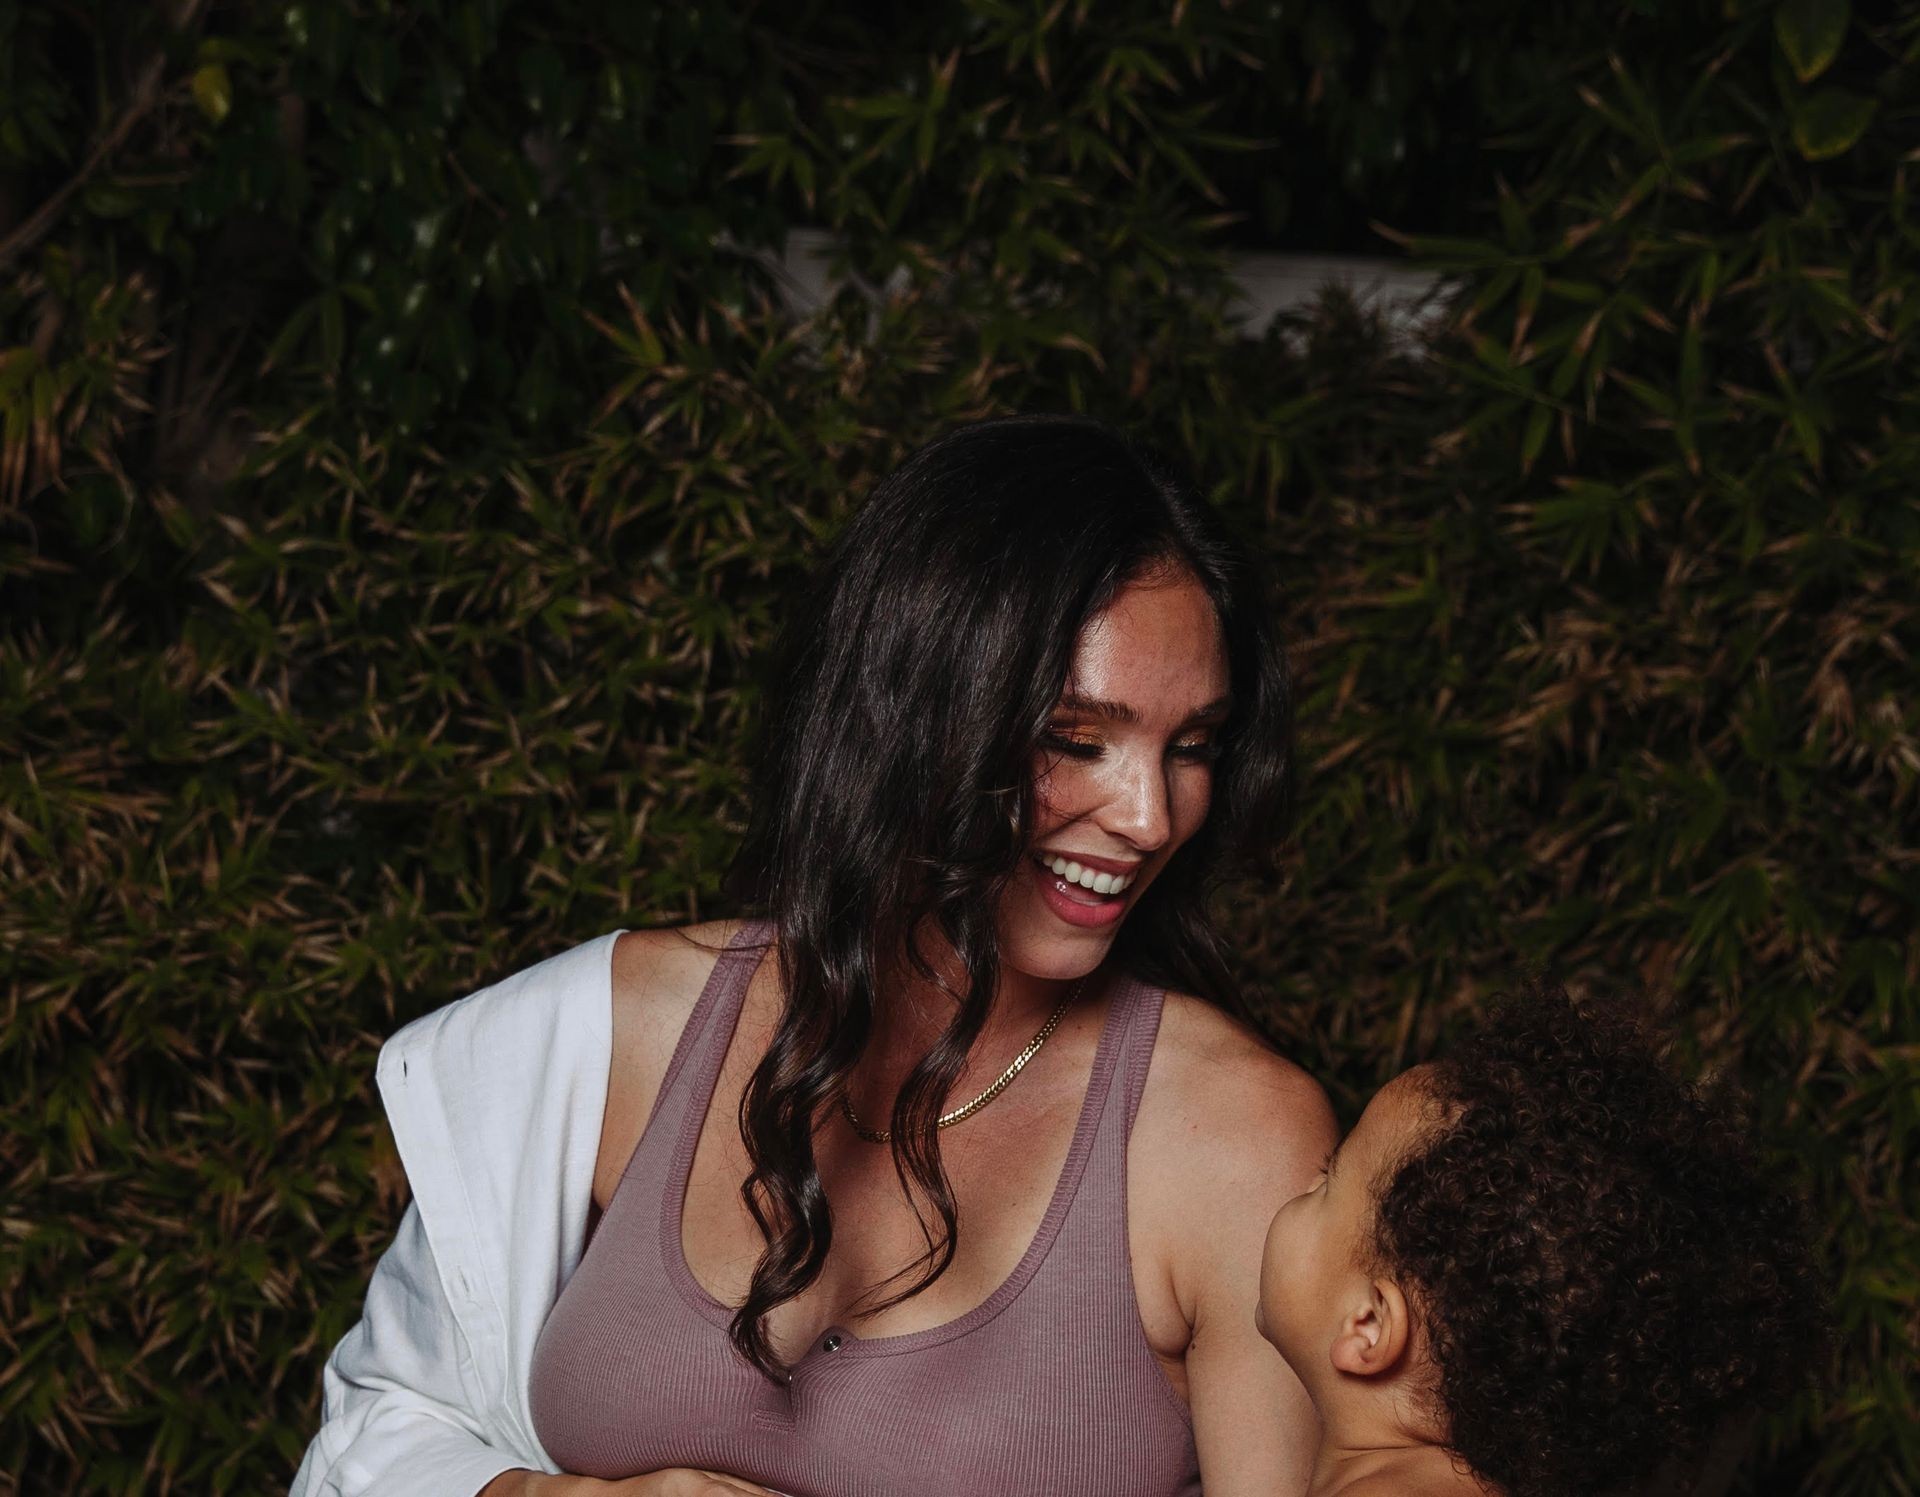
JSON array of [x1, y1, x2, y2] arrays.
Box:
[[291, 414, 1338, 1497], [1022, 578, 1233, 934]]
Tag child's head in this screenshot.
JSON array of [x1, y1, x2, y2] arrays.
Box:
[[1259, 986, 1827, 1497]]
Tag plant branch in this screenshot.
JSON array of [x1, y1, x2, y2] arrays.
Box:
[[0, 0, 211, 276]]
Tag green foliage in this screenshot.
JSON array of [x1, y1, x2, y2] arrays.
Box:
[[1776, 0, 1851, 84], [3, 1, 1915, 1492]]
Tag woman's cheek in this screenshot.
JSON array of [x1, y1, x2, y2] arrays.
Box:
[[1030, 755, 1090, 826], [1170, 765, 1214, 846]]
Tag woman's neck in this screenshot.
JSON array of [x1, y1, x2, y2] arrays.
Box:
[[861, 932, 1082, 1084]]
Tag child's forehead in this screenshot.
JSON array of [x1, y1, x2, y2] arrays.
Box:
[[1347, 1067, 1442, 1165]]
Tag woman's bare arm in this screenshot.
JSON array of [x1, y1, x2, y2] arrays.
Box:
[[1132, 997, 1339, 1496]]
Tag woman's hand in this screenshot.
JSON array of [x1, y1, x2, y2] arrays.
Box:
[[482, 1470, 776, 1497], [610, 1472, 776, 1496]]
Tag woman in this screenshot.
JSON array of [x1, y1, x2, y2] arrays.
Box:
[[291, 415, 1336, 1497]]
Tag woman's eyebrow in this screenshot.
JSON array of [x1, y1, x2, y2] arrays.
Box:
[[1055, 692, 1232, 724], [1057, 692, 1139, 723]]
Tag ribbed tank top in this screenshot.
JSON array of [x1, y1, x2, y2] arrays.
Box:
[[528, 922, 1200, 1496]]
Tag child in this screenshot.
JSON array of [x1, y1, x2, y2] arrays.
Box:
[[1257, 987, 1827, 1497]]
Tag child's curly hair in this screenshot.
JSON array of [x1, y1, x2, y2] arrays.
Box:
[[1372, 986, 1828, 1497]]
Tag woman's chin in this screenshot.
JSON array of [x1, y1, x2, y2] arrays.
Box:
[[997, 887, 1132, 982]]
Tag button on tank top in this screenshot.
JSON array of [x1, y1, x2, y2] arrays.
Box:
[[528, 922, 1200, 1496]]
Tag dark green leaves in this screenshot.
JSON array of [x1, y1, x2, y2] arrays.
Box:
[[1791, 86, 1878, 160], [1775, 0, 1850, 84], [191, 62, 233, 125]]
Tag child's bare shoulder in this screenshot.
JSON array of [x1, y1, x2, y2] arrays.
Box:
[[1338, 1479, 1462, 1497], [1333, 1454, 1487, 1497]]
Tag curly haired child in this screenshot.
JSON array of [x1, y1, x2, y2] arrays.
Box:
[[1256, 986, 1828, 1497]]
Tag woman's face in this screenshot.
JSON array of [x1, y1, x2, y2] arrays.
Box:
[[998, 564, 1231, 982]]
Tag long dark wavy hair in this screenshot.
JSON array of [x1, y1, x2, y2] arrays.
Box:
[[720, 413, 1294, 1376]]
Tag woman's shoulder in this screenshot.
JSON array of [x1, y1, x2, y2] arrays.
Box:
[[1123, 984, 1338, 1348], [609, 918, 759, 1039], [1149, 989, 1334, 1140], [596, 918, 766, 1209], [1132, 986, 1338, 1201]]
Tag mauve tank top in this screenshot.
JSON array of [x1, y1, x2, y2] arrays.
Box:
[[527, 922, 1200, 1496]]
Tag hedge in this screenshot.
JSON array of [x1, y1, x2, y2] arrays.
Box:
[[2, 1, 1913, 1492]]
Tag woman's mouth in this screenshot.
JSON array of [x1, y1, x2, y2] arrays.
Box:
[[1029, 852, 1137, 929]]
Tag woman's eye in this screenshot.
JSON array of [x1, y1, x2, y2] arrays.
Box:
[[1039, 731, 1102, 758], [1041, 731, 1219, 762]]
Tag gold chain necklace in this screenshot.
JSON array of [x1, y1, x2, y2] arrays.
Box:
[[839, 977, 1085, 1144]]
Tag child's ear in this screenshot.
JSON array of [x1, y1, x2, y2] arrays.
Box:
[[1329, 1278, 1412, 1379]]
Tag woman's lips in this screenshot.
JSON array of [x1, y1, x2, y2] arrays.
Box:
[[1030, 854, 1132, 929]]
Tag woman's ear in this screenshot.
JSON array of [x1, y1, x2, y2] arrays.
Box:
[[1329, 1277, 1412, 1379]]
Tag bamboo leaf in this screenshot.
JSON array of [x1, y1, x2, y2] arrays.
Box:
[[1775, 0, 1851, 83], [191, 63, 233, 126], [1791, 86, 1877, 161], [1520, 401, 1553, 472]]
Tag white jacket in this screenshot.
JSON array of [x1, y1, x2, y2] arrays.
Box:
[[289, 928, 627, 1497]]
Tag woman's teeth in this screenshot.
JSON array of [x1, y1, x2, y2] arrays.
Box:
[[1038, 854, 1134, 896]]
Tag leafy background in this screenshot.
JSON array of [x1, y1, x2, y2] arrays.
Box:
[[2, 0, 1913, 1492]]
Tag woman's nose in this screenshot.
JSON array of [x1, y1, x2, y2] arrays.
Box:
[[1102, 757, 1173, 851]]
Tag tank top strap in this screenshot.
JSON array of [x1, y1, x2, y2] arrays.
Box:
[[1043, 969, 1166, 1272], [643, 919, 774, 1145], [1118, 972, 1167, 1140]]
